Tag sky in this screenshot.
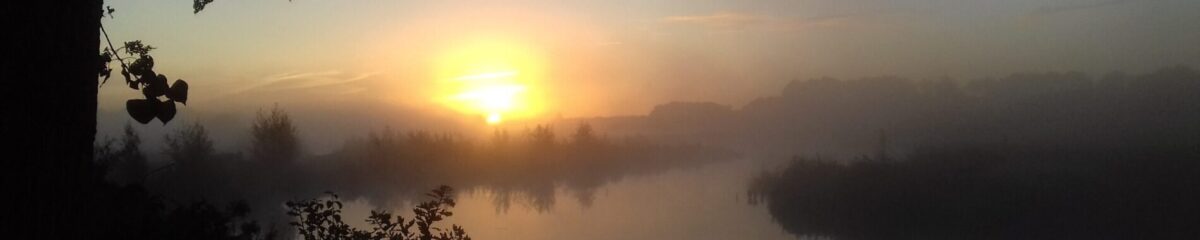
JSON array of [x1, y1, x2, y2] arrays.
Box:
[[99, 0, 1199, 120]]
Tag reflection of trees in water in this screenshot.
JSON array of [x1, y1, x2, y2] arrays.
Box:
[[468, 185, 557, 214]]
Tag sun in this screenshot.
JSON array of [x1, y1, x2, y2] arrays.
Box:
[[434, 38, 546, 124], [452, 71, 526, 124], [486, 113, 502, 124]]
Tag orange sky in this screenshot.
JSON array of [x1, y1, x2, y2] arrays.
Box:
[[99, 0, 1200, 121]]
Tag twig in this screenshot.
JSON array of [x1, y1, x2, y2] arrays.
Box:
[[99, 22, 134, 87]]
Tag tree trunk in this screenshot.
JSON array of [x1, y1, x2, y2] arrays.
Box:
[[3, 0, 102, 237]]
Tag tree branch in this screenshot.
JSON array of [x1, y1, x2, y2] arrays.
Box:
[[99, 22, 134, 87]]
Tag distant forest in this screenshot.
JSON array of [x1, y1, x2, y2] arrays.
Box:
[[576, 65, 1200, 158], [746, 66, 1200, 239]]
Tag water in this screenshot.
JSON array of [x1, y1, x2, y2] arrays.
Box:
[[342, 159, 797, 240]]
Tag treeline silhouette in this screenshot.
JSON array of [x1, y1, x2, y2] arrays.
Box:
[[322, 123, 736, 211], [91, 125, 276, 239], [103, 104, 735, 233], [751, 144, 1200, 239], [747, 66, 1200, 239]]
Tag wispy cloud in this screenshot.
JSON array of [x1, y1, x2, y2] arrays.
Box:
[[661, 11, 899, 34], [1018, 0, 1144, 27], [1028, 0, 1137, 18], [228, 70, 377, 95], [662, 12, 766, 31], [778, 13, 873, 30]]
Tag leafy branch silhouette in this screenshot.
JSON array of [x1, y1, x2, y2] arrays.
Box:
[[287, 186, 471, 240], [98, 5, 189, 124]]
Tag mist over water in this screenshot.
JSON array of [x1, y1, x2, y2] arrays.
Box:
[[90, 65, 1200, 239]]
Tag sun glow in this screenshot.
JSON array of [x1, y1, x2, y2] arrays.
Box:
[[434, 39, 546, 124]]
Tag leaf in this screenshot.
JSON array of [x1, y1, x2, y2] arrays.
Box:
[[142, 74, 169, 98], [126, 99, 157, 124], [168, 80, 189, 104], [157, 99, 177, 124], [123, 41, 155, 56], [99, 52, 112, 70], [194, 0, 215, 14], [128, 55, 154, 76], [122, 69, 136, 89], [99, 69, 112, 86]]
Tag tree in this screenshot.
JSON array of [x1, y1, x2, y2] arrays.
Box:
[[5, 1, 223, 236], [95, 123, 150, 186], [251, 105, 301, 165], [164, 123, 215, 169], [571, 123, 599, 147], [6, 2, 106, 236], [528, 125, 556, 149]]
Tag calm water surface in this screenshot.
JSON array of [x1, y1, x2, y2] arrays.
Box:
[[343, 159, 797, 240]]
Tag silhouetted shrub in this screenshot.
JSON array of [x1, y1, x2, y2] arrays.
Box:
[[251, 105, 300, 165], [164, 123, 215, 169], [286, 186, 470, 240]]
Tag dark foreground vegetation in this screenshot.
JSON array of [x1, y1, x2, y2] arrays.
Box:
[[752, 145, 1200, 239], [748, 66, 1200, 239], [286, 186, 470, 240], [94, 123, 479, 239]]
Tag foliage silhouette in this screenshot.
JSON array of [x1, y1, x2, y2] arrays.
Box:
[[99, 25, 189, 124], [286, 186, 471, 240], [194, 0, 216, 13]]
